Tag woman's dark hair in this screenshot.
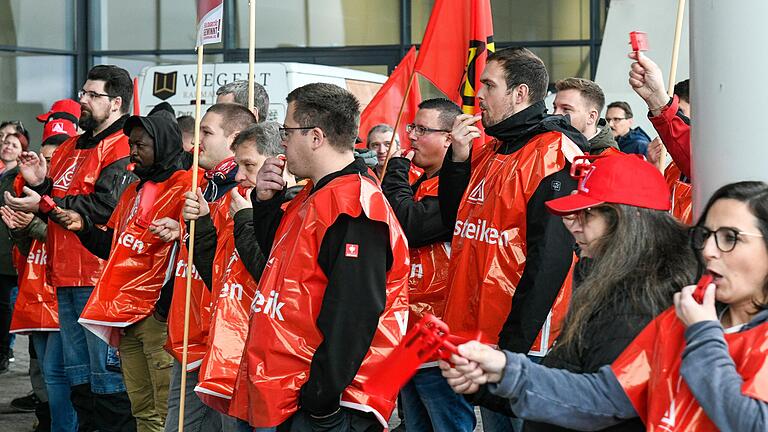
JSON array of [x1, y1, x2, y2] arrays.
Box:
[[694, 181, 768, 310], [554, 204, 698, 357]]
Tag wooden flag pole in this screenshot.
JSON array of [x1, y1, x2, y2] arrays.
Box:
[[178, 43, 205, 432], [247, 0, 256, 112], [378, 69, 416, 181], [658, 0, 686, 171]]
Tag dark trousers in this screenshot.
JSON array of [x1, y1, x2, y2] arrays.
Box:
[[0, 274, 17, 354]]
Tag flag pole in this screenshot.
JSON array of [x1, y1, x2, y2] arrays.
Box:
[[247, 0, 256, 112], [178, 42, 204, 432], [378, 69, 416, 181], [132, 77, 140, 115], [658, 0, 686, 172]]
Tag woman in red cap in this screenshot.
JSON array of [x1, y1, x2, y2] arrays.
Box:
[[444, 153, 697, 431], [441, 174, 768, 430]]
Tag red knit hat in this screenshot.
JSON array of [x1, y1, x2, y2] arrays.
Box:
[[546, 153, 671, 215]]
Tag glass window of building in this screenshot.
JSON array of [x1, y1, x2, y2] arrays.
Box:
[[236, 0, 400, 48]]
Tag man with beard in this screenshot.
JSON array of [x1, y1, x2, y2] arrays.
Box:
[[56, 108, 193, 432], [436, 47, 588, 431], [5, 65, 137, 431]]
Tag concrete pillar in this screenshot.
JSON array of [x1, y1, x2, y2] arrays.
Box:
[[690, 0, 768, 216]]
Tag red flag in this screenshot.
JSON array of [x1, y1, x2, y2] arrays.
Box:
[[415, 0, 495, 115], [197, 0, 224, 46], [358, 46, 422, 150]]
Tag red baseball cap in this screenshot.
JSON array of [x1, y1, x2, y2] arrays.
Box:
[[545, 153, 670, 216], [37, 99, 81, 123], [42, 118, 78, 146]]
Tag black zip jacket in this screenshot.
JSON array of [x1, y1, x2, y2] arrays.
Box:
[[32, 115, 136, 226], [187, 164, 239, 290], [438, 101, 588, 355], [381, 157, 451, 248], [251, 157, 393, 418]]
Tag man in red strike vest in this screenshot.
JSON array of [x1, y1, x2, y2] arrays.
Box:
[[436, 48, 589, 429], [5, 65, 137, 431], [149, 102, 258, 432], [380, 98, 477, 431], [229, 83, 410, 431]]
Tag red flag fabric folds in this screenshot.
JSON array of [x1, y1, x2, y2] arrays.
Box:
[[415, 0, 495, 115], [358, 46, 421, 149]]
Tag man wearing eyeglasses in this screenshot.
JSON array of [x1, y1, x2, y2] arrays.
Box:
[[435, 47, 589, 430], [380, 98, 477, 431], [5, 65, 137, 431], [605, 101, 651, 156], [230, 83, 409, 431]]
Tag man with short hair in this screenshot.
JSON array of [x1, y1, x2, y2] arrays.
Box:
[[176, 115, 196, 152], [216, 80, 270, 122], [230, 83, 410, 431], [58, 109, 193, 432], [605, 101, 651, 155], [185, 122, 287, 431], [366, 124, 400, 177], [6, 64, 137, 431], [381, 98, 476, 431], [150, 103, 257, 432], [437, 47, 588, 431], [553, 78, 619, 155]]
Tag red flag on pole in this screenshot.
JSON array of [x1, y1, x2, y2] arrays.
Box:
[[358, 46, 422, 150], [415, 0, 495, 115], [197, 0, 224, 47]]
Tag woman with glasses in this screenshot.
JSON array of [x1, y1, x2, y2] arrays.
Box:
[[453, 153, 697, 432], [441, 179, 768, 431]]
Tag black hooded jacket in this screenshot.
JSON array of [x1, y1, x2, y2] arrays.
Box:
[[438, 101, 589, 414], [75, 109, 191, 316]]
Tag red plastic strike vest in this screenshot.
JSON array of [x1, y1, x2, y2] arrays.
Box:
[[407, 175, 451, 330], [10, 240, 58, 333], [599, 146, 624, 157], [165, 176, 218, 371], [442, 132, 582, 355], [612, 308, 768, 431], [229, 173, 410, 428], [78, 170, 191, 346], [195, 193, 259, 413], [47, 132, 130, 287], [664, 162, 693, 225]]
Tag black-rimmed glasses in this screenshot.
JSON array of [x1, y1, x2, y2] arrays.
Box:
[[279, 126, 316, 141], [689, 226, 764, 252]]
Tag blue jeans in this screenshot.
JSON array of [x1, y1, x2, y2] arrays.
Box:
[[9, 285, 17, 349], [31, 331, 78, 432], [56, 286, 126, 394], [399, 367, 476, 431]]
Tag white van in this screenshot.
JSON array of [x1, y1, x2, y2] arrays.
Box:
[[136, 62, 387, 121]]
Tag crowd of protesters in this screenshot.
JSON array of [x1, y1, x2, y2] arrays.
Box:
[[0, 44, 764, 432]]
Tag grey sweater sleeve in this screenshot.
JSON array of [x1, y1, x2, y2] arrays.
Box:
[[488, 351, 637, 430], [681, 320, 768, 432]]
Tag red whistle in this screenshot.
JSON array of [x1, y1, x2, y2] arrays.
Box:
[[692, 273, 714, 304], [134, 181, 158, 229], [277, 154, 287, 175], [236, 184, 249, 197], [127, 162, 136, 172], [629, 31, 649, 52], [363, 315, 480, 396]]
